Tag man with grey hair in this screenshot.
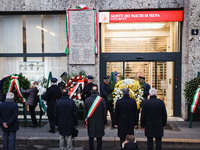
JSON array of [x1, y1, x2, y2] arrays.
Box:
[[0, 92, 19, 150], [141, 88, 167, 150], [114, 87, 138, 148]]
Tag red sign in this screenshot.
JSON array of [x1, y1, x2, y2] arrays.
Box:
[[109, 10, 183, 22]]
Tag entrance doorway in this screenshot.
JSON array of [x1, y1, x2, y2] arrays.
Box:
[[107, 61, 174, 116], [100, 15, 182, 116]]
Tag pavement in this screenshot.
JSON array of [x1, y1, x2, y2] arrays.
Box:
[[0, 117, 200, 150]]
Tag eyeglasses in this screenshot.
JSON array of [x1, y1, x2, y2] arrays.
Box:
[[104, 79, 109, 82]]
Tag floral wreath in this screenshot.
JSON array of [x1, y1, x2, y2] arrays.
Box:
[[113, 79, 143, 109], [66, 75, 88, 109]]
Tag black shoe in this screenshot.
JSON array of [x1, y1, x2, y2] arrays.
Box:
[[29, 124, 37, 128], [49, 129, 55, 133]]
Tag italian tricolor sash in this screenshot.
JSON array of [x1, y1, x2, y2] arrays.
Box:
[[85, 95, 102, 125], [191, 86, 200, 113]]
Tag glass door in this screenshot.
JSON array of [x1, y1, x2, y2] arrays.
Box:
[[107, 61, 174, 116]]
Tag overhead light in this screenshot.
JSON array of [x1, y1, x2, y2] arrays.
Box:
[[106, 23, 165, 30], [50, 32, 55, 36], [36, 26, 48, 32]]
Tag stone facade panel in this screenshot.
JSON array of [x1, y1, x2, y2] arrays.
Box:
[[67, 0, 95, 9], [68, 65, 96, 80], [159, 0, 184, 8]]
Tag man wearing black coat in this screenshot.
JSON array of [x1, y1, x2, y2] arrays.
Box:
[[58, 72, 67, 91], [114, 88, 138, 148], [141, 88, 167, 150], [0, 92, 19, 150], [55, 89, 78, 150], [82, 75, 97, 101], [100, 76, 115, 128], [84, 85, 107, 150], [44, 77, 62, 133]]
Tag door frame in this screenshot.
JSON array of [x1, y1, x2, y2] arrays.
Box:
[[100, 52, 181, 116]]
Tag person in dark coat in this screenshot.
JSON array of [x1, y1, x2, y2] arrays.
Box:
[[82, 75, 97, 101], [84, 85, 107, 150], [21, 81, 39, 127], [0, 75, 9, 102], [139, 76, 151, 101], [55, 89, 78, 150], [58, 72, 67, 91], [141, 88, 167, 150], [122, 134, 139, 150], [136, 76, 151, 127], [0, 92, 19, 150], [100, 76, 115, 128], [114, 88, 138, 148], [44, 77, 62, 133]]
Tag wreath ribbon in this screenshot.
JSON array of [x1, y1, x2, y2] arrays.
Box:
[[7, 75, 26, 103], [69, 79, 85, 98], [191, 86, 200, 113]]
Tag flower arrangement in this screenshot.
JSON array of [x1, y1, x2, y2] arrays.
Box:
[[113, 79, 143, 108], [66, 75, 88, 109]]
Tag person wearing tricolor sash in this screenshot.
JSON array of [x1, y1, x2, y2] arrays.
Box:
[[84, 85, 107, 150]]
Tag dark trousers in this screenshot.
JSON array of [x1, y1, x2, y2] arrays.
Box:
[[3, 131, 16, 150], [89, 137, 102, 150], [106, 103, 114, 127], [147, 137, 162, 150], [47, 107, 55, 132], [136, 108, 140, 126], [49, 117, 55, 132], [29, 105, 37, 126]]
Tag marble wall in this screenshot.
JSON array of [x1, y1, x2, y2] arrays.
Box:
[[1, 0, 200, 120]]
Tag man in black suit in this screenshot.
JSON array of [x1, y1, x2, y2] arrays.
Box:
[[45, 77, 62, 133], [84, 85, 107, 150], [141, 88, 167, 150], [0, 92, 19, 150], [114, 88, 138, 148], [82, 75, 97, 101], [100, 76, 115, 128], [139, 76, 151, 101], [55, 89, 78, 150], [58, 72, 67, 91]]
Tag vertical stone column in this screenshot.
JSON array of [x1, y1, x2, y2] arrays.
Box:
[[66, 1, 99, 85], [182, 0, 200, 120]]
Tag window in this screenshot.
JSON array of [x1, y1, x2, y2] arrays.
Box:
[[0, 14, 67, 80], [101, 22, 180, 53]]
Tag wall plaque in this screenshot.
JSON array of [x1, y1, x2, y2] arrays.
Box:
[[68, 10, 95, 64], [19, 61, 44, 83]]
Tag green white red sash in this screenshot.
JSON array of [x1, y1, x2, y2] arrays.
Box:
[[191, 86, 200, 113], [85, 95, 102, 125], [7, 75, 26, 103]]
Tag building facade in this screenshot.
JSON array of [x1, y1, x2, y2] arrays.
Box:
[[0, 0, 199, 120]]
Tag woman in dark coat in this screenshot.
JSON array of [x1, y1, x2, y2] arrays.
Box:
[[21, 81, 39, 127]]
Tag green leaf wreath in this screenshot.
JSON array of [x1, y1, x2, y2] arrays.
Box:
[[3, 74, 31, 103], [184, 76, 200, 113]]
